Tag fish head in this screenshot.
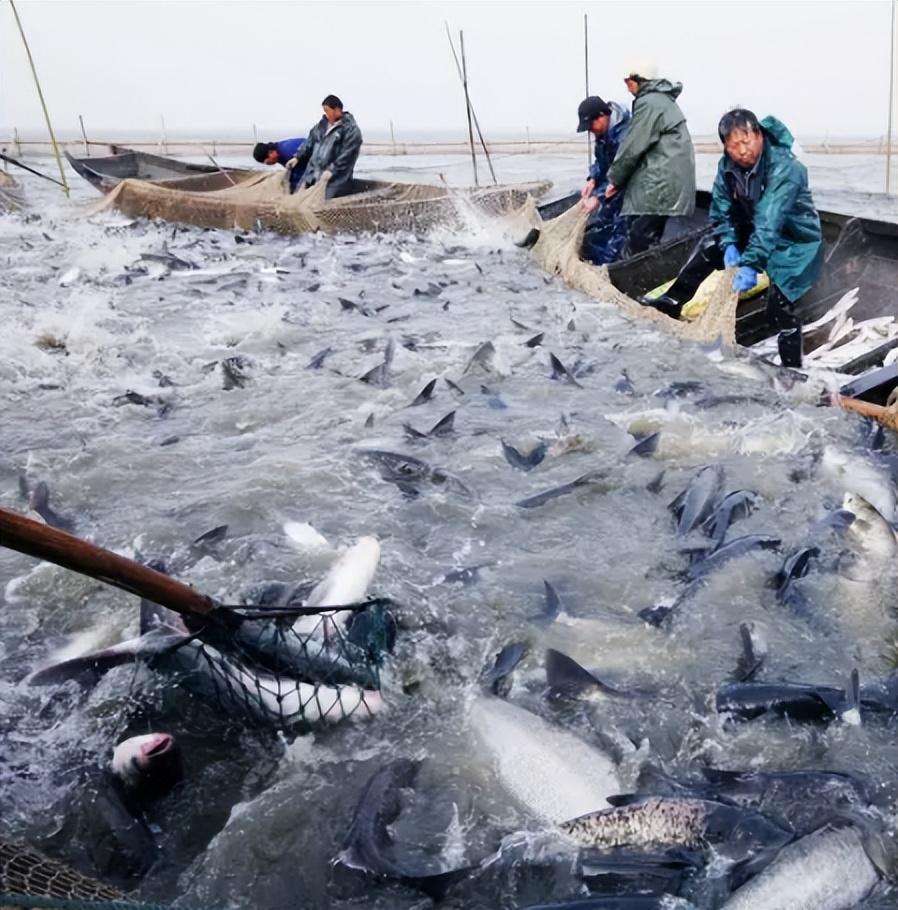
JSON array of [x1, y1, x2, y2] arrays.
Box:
[[112, 732, 183, 804]]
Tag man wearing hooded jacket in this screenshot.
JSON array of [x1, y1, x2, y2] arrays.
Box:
[[642, 109, 823, 368], [576, 95, 631, 265], [287, 94, 363, 198], [604, 61, 696, 256]]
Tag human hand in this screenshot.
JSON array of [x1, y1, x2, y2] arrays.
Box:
[[582, 194, 600, 213], [732, 266, 758, 293], [285, 157, 297, 172], [723, 244, 741, 268], [581, 179, 596, 200], [604, 183, 618, 199]]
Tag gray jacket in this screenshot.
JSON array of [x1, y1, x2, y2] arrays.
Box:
[[293, 111, 363, 199]]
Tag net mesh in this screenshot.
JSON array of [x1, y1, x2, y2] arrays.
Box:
[[141, 599, 394, 728], [528, 201, 740, 345], [90, 170, 551, 236]]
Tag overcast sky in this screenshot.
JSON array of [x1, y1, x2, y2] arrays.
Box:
[[1, 0, 895, 140]]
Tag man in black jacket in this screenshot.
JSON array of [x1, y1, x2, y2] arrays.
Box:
[[287, 94, 363, 198]]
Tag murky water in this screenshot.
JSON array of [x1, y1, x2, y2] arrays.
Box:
[[0, 155, 896, 909]]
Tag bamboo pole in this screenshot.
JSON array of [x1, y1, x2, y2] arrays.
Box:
[[8, 0, 69, 196], [459, 30, 479, 188], [584, 13, 591, 167], [444, 23, 497, 184], [390, 119, 397, 155], [78, 114, 89, 156], [887, 0, 896, 194]]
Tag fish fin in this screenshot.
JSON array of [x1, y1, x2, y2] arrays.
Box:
[[667, 488, 686, 519], [638, 605, 673, 628], [409, 378, 437, 406], [27, 640, 143, 686], [604, 793, 643, 807], [627, 431, 661, 458], [429, 411, 456, 437], [545, 648, 624, 697], [734, 622, 764, 682], [191, 525, 228, 547], [481, 642, 528, 696], [646, 470, 666, 494], [514, 227, 541, 250], [400, 864, 478, 899], [841, 668, 861, 726], [402, 423, 428, 439], [541, 580, 563, 621]]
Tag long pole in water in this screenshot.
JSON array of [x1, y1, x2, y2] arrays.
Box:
[[78, 114, 89, 156], [584, 13, 591, 167], [887, 0, 896, 194], [459, 30, 480, 187], [8, 0, 69, 196], [445, 25, 497, 185]]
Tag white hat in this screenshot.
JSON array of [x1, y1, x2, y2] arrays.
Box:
[[623, 59, 659, 81]]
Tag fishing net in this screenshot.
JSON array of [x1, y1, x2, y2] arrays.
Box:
[[90, 169, 551, 236], [527, 201, 740, 345], [0, 172, 24, 212], [136, 599, 395, 729]]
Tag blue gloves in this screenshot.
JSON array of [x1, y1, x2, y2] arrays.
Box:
[[733, 266, 758, 293], [723, 244, 741, 268]]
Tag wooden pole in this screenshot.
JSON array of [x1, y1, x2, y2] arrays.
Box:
[[78, 114, 89, 156], [832, 392, 898, 433], [390, 119, 397, 155], [8, 0, 69, 196], [13, 127, 21, 157], [584, 13, 591, 168], [445, 23, 497, 184], [0, 507, 215, 617], [887, 0, 896, 194], [459, 30, 480, 187]]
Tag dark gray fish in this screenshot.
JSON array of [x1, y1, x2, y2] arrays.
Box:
[[442, 562, 493, 585], [28, 481, 75, 532], [307, 347, 333, 370], [775, 547, 820, 605], [539, 579, 564, 622], [413, 282, 443, 297], [463, 341, 496, 375], [338, 759, 475, 898], [525, 333, 544, 348], [669, 465, 724, 536], [549, 352, 583, 388], [409, 378, 437, 406], [545, 649, 628, 699], [614, 370, 635, 395], [360, 338, 395, 388], [221, 356, 250, 390], [481, 641, 528, 695], [501, 440, 547, 471], [191, 525, 228, 551], [510, 317, 533, 332], [577, 849, 703, 900], [703, 490, 757, 548], [693, 393, 771, 409], [159, 435, 180, 447], [356, 449, 472, 498], [653, 380, 706, 400], [139, 251, 195, 271], [515, 470, 610, 510], [403, 411, 455, 439], [810, 509, 856, 534], [364, 413, 375, 428], [715, 676, 857, 724], [445, 378, 465, 397], [339, 297, 374, 317], [686, 535, 781, 581], [627, 432, 660, 459], [733, 622, 765, 682], [113, 390, 155, 407]]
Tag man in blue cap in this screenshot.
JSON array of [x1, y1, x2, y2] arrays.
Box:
[[576, 95, 631, 265], [253, 138, 305, 167]]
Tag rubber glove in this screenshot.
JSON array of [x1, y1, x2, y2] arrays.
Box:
[[723, 244, 741, 268], [285, 156, 298, 172], [733, 266, 758, 293]]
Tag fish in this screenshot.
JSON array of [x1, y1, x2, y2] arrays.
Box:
[[520, 898, 697, 910], [719, 826, 880, 910], [356, 449, 472, 498], [481, 641, 529, 696], [359, 338, 395, 388], [733, 622, 766, 682], [669, 466, 724, 536], [715, 671, 860, 725], [306, 347, 333, 369], [463, 341, 496, 375], [614, 370, 635, 395], [560, 796, 791, 864], [839, 492, 897, 584], [820, 445, 897, 522], [337, 759, 475, 898], [685, 535, 782, 582], [468, 696, 620, 824], [27, 480, 75, 532], [627, 432, 660, 459], [501, 439, 548, 471], [221, 355, 250, 390], [524, 333, 544, 348], [774, 547, 820, 614], [515, 470, 611, 510], [545, 649, 629, 700], [702, 490, 757, 549], [409, 378, 437, 406], [403, 410, 455, 439], [443, 562, 494, 585], [549, 352, 583, 388]]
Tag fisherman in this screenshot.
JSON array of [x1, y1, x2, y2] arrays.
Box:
[[253, 138, 305, 167], [642, 110, 823, 368], [604, 60, 696, 256], [286, 94, 363, 198], [576, 95, 631, 265]]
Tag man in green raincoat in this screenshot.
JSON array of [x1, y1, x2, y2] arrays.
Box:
[[643, 109, 823, 368], [604, 60, 696, 256]]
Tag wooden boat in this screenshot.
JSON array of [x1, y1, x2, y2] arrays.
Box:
[[91, 168, 551, 237], [528, 190, 898, 381], [65, 146, 251, 193]]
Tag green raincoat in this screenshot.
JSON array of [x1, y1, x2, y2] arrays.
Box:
[[607, 79, 696, 217], [710, 116, 823, 302]]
